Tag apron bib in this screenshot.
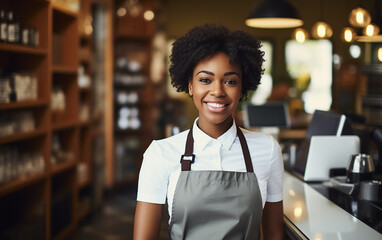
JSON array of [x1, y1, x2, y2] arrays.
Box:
[[169, 126, 263, 240]]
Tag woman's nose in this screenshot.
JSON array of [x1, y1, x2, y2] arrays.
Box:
[[210, 81, 225, 97]]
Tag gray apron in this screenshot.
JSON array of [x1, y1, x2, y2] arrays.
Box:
[[169, 126, 263, 240]]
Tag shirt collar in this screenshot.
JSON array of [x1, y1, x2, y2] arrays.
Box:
[[192, 117, 237, 151]]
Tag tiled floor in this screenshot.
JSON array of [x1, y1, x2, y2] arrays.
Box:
[[71, 187, 170, 240]]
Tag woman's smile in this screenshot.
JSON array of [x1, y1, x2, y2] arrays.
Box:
[[205, 101, 230, 112]]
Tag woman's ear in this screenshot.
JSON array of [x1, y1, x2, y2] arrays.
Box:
[[188, 81, 193, 96]]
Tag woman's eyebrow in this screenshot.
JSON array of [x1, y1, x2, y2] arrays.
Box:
[[196, 71, 240, 77], [224, 72, 240, 77], [196, 70, 214, 76]]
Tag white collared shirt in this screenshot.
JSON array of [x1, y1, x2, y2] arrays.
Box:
[[137, 118, 284, 221]]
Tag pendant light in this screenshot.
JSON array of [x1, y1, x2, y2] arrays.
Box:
[[311, 0, 332, 39], [117, 0, 142, 18], [292, 28, 309, 43], [245, 0, 303, 29], [363, 23, 380, 37], [341, 27, 357, 43], [312, 21, 333, 39], [356, 0, 382, 42], [349, 7, 371, 28]]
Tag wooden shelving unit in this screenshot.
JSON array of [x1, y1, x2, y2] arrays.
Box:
[[0, 0, 110, 239], [112, 0, 160, 187], [0, 0, 51, 237]]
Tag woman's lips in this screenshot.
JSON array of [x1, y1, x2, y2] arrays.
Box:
[[205, 102, 228, 112]]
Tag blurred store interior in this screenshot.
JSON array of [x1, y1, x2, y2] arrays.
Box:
[[0, 0, 382, 239]]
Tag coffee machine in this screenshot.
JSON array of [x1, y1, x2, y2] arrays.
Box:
[[329, 128, 382, 201]]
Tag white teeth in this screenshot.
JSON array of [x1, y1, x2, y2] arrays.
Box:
[[207, 102, 225, 108]]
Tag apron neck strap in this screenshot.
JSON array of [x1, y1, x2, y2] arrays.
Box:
[[181, 125, 254, 172], [236, 125, 254, 172]]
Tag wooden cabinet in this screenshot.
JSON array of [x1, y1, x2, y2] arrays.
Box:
[[0, 0, 109, 239]]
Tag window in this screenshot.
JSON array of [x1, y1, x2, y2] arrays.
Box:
[[251, 40, 273, 105], [285, 40, 333, 113]]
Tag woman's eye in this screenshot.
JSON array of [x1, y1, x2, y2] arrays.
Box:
[[225, 79, 237, 85], [199, 78, 211, 83]]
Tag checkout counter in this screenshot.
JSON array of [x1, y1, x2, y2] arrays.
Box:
[[280, 128, 382, 239], [243, 104, 382, 239], [280, 127, 382, 240], [283, 171, 382, 240]]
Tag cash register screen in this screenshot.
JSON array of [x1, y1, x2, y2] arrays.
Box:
[[293, 110, 355, 179], [243, 103, 290, 128], [306, 110, 353, 137]]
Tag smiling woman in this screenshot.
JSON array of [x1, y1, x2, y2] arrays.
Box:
[[188, 52, 242, 138], [134, 24, 284, 240]]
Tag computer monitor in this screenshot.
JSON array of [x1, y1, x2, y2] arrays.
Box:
[[306, 110, 354, 137], [243, 102, 290, 129]]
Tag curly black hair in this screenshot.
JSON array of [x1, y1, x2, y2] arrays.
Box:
[[169, 23, 265, 100]]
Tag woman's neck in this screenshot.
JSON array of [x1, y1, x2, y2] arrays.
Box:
[[197, 116, 233, 139]]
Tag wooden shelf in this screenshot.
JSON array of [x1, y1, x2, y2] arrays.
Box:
[[114, 129, 141, 134], [78, 120, 91, 127], [51, 159, 77, 175], [52, 3, 78, 18], [0, 128, 47, 145], [0, 99, 48, 110], [51, 120, 78, 131], [0, 43, 47, 56], [0, 171, 47, 198], [79, 86, 92, 92], [52, 65, 78, 74], [114, 128, 152, 135]]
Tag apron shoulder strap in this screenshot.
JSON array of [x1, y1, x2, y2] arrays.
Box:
[[181, 127, 194, 171], [180, 125, 254, 172]]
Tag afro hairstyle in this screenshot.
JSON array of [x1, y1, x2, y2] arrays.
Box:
[[169, 23, 265, 100]]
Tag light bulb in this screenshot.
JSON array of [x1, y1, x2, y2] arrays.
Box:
[[341, 27, 357, 43], [378, 48, 382, 62], [311, 21, 332, 39], [349, 7, 371, 28], [292, 28, 309, 43], [117, 7, 127, 17], [349, 44, 361, 59], [363, 23, 380, 37], [143, 10, 154, 21]]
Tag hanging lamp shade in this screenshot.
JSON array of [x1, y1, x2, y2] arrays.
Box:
[[245, 0, 303, 29]]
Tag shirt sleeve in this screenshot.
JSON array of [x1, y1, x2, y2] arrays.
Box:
[[136, 140, 168, 204], [266, 137, 284, 202]]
